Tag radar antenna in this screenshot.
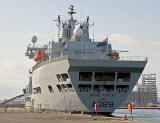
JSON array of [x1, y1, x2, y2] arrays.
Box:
[[68, 5, 76, 19], [31, 36, 37, 48]]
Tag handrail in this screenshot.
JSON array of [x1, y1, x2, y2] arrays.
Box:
[[69, 55, 148, 61], [32, 55, 148, 71]]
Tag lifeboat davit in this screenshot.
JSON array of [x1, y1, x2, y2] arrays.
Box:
[[34, 50, 45, 61]]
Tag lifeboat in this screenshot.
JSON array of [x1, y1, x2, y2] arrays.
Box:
[[112, 52, 120, 60], [34, 50, 45, 61]]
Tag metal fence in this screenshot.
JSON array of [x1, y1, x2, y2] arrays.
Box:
[[0, 102, 33, 113], [0, 102, 71, 113]]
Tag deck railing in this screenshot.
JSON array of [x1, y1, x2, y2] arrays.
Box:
[[32, 55, 148, 71], [69, 55, 148, 61]]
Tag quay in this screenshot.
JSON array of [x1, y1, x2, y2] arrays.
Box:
[[119, 106, 160, 109], [0, 112, 158, 123]]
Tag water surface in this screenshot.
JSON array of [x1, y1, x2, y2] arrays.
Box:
[[113, 109, 160, 122]]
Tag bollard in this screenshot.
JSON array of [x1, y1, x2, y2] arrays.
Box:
[[81, 111, 84, 115], [95, 104, 97, 116], [123, 114, 127, 120], [128, 104, 133, 120]]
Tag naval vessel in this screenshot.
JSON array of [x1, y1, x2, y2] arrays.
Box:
[[25, 5, 147, 115]]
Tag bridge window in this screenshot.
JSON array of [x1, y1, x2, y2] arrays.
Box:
[[117, 73, 130, 82], [33, 87, 41, 94], [56, 74, 62, 82], [93, 85, 114, 92], [116, 85, 129, 93], [56, 73, 69, 82], [61, 84, 66, 89], [48, 85, 54, 93], [78, 84, 92, 92], [61, 84, 68, 92], [56, 85, 62, 92], [36, 87, 41, 94], [61, 73, 69, 81], [66, 84, 75, 92], [66, 84, 72, 88], [79, 72, 92, 81], [94, 72, 115, 81]]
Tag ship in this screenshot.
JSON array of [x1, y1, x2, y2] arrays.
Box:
[[24, 5, 147, 115]]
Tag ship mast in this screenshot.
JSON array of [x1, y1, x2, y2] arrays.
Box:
[[57, 15, 61, 39], [55, 5, 77, 42], [66, 5, 77, 40], [68, 5, 76, 20]]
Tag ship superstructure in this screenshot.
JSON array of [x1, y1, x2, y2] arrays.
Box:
[[25, 5, 147, 115]]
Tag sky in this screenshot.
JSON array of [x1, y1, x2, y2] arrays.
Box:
[[0, 0, 159, 100]]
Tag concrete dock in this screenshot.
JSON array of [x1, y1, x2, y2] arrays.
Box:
[[0, 112, 157, 123]]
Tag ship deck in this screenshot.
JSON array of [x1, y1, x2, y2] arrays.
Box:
[[32, 55, 148, 72]]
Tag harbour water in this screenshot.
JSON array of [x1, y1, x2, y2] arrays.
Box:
[[113, 109, 160, 122]]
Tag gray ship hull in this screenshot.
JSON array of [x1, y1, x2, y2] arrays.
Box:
[[30, 57, 147, 115]]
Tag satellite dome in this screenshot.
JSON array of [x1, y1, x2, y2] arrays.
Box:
[[74, 27, 84, 39], [31, 36, 37, 44]]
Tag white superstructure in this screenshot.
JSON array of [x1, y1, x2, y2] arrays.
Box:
[[25, 5, 147, 115]]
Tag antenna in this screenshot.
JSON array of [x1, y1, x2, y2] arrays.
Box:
[[57, 15, 61, 24], [57, 15, 61, 38], [107, 36, 109, 59], [86, 16, 89, 24], [92, 22, 94, 42], [54, 15, 61, 39]]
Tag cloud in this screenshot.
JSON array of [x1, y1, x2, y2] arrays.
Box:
[[0, 59, 34, 99], [96, 33, 160, 97], [112, 34, 149, 47], [155, 53, 160, 57], [96, 33, 160, 47]]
